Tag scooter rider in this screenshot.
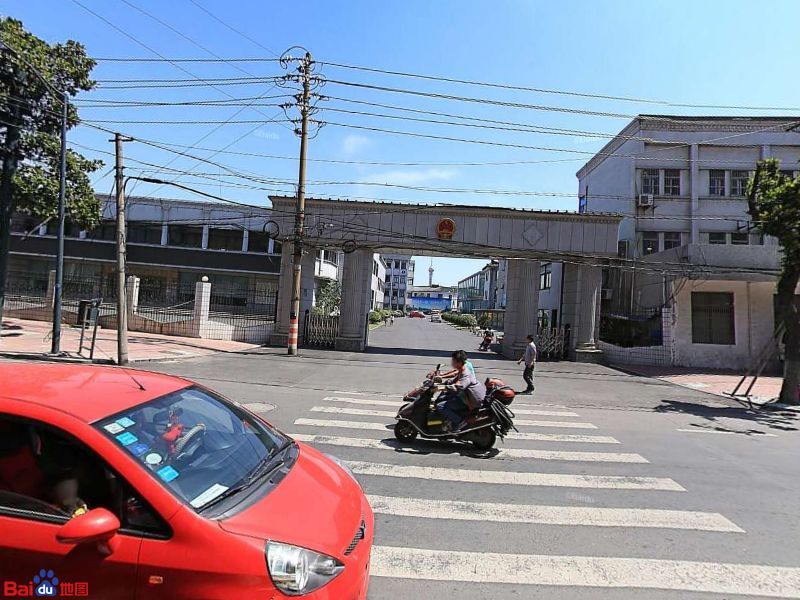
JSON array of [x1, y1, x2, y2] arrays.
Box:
[[436, 350, 486, 432]]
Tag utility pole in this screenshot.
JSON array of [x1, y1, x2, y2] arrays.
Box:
[[50, 92, 68, 355], [113, 133, 131, 365], [287, 51, 313, 356]]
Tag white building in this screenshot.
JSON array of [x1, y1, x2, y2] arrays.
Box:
[[370, 254, 387, 310], [574, 115, 800, 369], [382, 254, 415, 310]]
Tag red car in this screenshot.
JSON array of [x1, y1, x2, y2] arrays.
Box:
[[409, 311, 425, 318], [0, 363, 373, 599]]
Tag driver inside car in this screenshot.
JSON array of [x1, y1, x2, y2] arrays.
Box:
[[436, 350, 486, 433], [48, 468, 89, 518]]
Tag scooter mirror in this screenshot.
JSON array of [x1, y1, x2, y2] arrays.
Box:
[[435, 363, 441, 372]]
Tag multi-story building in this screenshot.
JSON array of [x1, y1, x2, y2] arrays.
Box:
[[575, 115, 799, 369], [370, 254, 387, 310], [6, 195, 339, 312], [457, 261, 500, 313], [408, 285, 458, 311], [382, 254, 415, 311]]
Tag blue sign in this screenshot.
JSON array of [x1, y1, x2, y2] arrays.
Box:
[[157, 465, 179, 482], [115, 432, 138, 446]]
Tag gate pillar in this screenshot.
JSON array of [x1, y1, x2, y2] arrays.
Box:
[[501, 259, 540, 359], [561, 263, 603, 363], [335, 249, 372, 352]]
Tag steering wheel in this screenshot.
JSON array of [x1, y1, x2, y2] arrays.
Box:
[[173, 424, 206, 463]]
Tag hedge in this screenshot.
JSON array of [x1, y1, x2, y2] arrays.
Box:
[[369, 309, 394, 324], [442, 312, 477, 328]]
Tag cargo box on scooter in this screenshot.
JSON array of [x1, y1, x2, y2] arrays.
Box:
[[485, 378, 516, 405]]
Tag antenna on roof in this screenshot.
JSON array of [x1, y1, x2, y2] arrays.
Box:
[[120, 368, 146, 391]]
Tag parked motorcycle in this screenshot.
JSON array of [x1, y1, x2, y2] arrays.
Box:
[[394, 365, 517, 450]]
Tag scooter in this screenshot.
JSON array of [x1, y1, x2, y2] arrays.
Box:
[[478, 330, 494, 351], [394, 364, 517, 450]]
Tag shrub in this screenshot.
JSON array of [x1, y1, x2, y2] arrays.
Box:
[[369, 310, 384, 324], [442, 312, 477, 328]]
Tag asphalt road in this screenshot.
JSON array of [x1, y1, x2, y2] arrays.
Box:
[[144, 316, 800, 599]]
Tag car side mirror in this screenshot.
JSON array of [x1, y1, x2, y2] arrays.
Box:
[[56, 508, 120, 555]]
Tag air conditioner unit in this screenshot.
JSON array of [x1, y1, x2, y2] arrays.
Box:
[[637, 194, 654, 208], [601, 288, 613, 300]]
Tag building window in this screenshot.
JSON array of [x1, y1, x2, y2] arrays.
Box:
[[207, 228, 242, 251], [128, 224, 163, 245], [708, 232, 727, 245], [691, 292, 735, 345], [641, 169, 660, 195], [168, 225, 203, 248], [642, 232, 659, 255], [709, 170, 726, 196], [731, 232, 749, 245], [578, 195, 587, 213], [539, 262, 552, 290], [731, 170, 749, 197], [664, 169, 681, 196], [663, 232, 682, 250]]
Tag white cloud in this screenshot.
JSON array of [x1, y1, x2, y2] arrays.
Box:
[[340, 134, 371, 156], [359, 168, 458, 187]]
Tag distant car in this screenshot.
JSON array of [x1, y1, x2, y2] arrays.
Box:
[[409, 310, 425, 318], [0, 364, 373, 599], [430, 312, 442, 323], [393, 310, 404, 317]]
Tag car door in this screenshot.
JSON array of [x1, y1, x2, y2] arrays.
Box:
[[0, 415, 140, 599]]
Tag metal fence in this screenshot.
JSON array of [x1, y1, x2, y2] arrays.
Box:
[[598, 307, 673, 366], [302, 310, 339, 348], [536, 326, 569, 360]]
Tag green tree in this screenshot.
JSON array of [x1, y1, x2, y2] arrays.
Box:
[[747, 158, 800, 404], [314, 279, 342, 316], [0, 18, 101, 328]]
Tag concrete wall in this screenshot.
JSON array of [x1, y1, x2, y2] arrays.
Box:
[[672, 279, 777, 370]]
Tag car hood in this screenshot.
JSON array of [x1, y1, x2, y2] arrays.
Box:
[[219, 443, 363, 558]]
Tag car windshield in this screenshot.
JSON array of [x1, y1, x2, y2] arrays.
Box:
[[94, 386, 289, 511]]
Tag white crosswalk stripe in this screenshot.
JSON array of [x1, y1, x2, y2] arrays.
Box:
[[310, 406, 598, 429], [293, 418, 621, 443], [370, 546, 800, 598], [346, 460, 686, 491], [323, 396, 580, 417], [289, 393, 769, 597], [365, 494, 743, 532], [290, 433, 648, 463]]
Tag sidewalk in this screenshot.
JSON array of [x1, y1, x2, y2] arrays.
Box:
[[0, 317, 261, 363], [615, 363, 784, 403]]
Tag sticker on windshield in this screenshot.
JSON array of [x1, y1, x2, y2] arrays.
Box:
[[116, 417, 136, 428], [190, 483, 230, 508], [116, 432, 138, 446], [128, 442, 149, 457], [103, 422, 124, 434], [157, 465, 179, 482], [144, 452, 163, 466]]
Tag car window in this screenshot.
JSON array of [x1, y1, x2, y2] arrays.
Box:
[[94, 386, 289, 511], [0, 415, 168, 537]]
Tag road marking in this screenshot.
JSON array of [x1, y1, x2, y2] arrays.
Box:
[[290, 433, 647, 463], [294, 418, 620, 443], [324, 397, 579, 417], [677, 428, 778, 437], [311, 406, 597, 429], [370, 546, 800, 597], [366, 494, 742, 532], [346, 461, 685, 491]]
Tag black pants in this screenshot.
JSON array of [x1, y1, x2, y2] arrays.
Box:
[[523, 364, 535, 391]]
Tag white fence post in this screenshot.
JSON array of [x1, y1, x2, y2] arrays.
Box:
[[193, 276, 211, 338], [125, 275, 140, 317]]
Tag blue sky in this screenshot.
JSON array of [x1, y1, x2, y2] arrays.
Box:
[[7, 0, 800, 285]]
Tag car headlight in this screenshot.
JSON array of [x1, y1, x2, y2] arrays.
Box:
[[325, 453, 361, 488], [266, 541, 344, 595]]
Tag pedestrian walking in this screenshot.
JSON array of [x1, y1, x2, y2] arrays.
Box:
[[390, 314, 395, 326], [516, 334, 537, 394]]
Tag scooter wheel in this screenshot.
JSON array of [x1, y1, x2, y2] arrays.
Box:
[[394, 421, 418, 442], [471, 428, 496, 450]]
